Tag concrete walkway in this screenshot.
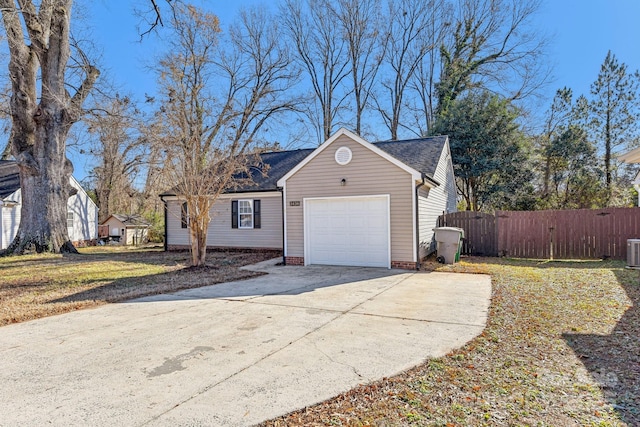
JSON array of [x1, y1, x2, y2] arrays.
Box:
[[0, 260, 491, 426]]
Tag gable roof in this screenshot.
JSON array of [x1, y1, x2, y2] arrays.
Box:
[[161, 129, 449, 195], [104, 214, 151, 227], [0, 160, 21, 199], [277, 128, 424, 187], [373, 135, 447, 180], [240, 131, 448, 191], [0, 160, 98, 210]]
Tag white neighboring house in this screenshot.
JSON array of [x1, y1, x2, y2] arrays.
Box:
[[618, 148, 640, 206], [0, 160, 99, 249]]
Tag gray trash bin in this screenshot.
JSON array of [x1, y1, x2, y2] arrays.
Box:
[[433, 227, 464, 264]]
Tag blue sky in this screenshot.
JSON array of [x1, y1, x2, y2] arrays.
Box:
[[76, 0, 640, 180]]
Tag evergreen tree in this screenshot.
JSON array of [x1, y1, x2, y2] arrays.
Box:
[[536, 89, 605, 209], [431, 90, 532, 211], [589, 51, 640, 205]]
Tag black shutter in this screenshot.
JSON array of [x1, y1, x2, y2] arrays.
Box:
[[254, 200, 261, 229], [181, 202, 188, 229], [231, 200, 238, 228]]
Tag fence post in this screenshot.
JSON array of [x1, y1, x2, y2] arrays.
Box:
[[549, 226, 554, 260]]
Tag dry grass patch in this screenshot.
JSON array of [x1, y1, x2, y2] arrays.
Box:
[[262, 257, 638, 426], [0, 245, 279, 326]]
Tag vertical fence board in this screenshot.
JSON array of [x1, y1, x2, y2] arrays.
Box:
[[439, 211, 497, 256], [439, 208, 640, 260]]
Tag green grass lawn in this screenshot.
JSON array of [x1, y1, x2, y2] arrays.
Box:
[[263, 257, 639, 426]]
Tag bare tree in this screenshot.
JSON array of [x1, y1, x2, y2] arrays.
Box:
[[85, 95, 146, 222], [0, 0, 173, 255], [334, 0, 386, 136], [155, 4, 297, 266], [436, 0, 549, 117], [373, 0, 440, 140], [0, 0, 99, 254], [407, 0, 451, 135], [281, 0, 350, 142]]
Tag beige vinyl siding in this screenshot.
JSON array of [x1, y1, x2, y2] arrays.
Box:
[[418, 140, 457, 258], [166, 199, 190, 246], [166, 192, 283, 249], [285, 134, 415, 262]]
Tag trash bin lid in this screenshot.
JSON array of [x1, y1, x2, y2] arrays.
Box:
[[433, 226, 464, 238]]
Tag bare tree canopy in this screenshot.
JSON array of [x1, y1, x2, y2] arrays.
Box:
[[0, 0, 99, 254], [152, 4, 298, 266], [374, 0, 443, 140], [280, 0, 351, 142], [85, 94, 146, 222], [436, 0, 550, 117]]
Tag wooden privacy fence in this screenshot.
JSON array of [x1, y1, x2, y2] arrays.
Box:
[[438, 208, 640, 260]]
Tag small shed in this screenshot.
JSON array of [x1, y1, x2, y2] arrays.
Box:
[[100, 214, 151, 245]]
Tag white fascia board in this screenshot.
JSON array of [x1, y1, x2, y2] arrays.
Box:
[[69, 175, 99, 210], [162, 191, 280, 202], [276, 128, 422, 187], [618, 146, 640, 163]]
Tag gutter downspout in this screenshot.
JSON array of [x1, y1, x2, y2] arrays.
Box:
[[278, 187, 286, 265], [160, 195, 168, 252], [415, 176, 428, 271]]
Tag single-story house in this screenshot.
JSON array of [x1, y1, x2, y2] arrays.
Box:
[[0, 160, 99, 249], [161, 128, 457, 269], [99, 214, 151, 245]]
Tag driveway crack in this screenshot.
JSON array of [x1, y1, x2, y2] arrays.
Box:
[[311, 340, 368, 382]]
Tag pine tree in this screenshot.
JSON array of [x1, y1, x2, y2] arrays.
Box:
[[589, 51, 640, 205]]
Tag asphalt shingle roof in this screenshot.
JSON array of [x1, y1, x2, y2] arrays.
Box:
[[108, 214, 151, 227], [373, 135, 448, 180], [235, 148, 315, 192], [162, 134, 448, 194], [0, 160, 21, 200]]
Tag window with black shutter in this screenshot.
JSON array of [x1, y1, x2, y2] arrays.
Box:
[[231, 200, 239, 228], [231, 199, 261, 229], [181, 202, 188, 228], [254, 200, 261, 229]]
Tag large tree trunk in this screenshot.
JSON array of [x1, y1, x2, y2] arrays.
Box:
[[8, 155, 78, 253], [0, 0, 98, 254]]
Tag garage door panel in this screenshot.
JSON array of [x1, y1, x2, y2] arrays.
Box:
[[305, 196, 390, 268]]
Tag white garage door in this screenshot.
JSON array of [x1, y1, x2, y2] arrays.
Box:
[[305, 196, 390, 268]]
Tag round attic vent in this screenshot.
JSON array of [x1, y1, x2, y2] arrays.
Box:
[[335, 146, 352, 165]]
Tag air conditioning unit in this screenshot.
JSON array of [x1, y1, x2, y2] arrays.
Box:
[[627, 239, 640, 267]]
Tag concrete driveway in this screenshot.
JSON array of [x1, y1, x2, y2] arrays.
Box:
[[0, 259, 491, 426]]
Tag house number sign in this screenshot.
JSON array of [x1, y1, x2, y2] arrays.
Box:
[[289, 201, 301, 206]]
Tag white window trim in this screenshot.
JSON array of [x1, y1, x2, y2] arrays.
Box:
[[67, 212, 74, 228], [238, 199, 254, 229]]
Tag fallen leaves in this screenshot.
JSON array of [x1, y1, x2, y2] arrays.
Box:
[[0, 246, 280, 326], [261, 257, 637, 426]]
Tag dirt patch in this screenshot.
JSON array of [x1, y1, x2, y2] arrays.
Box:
[[0, 246, 280, 326]]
